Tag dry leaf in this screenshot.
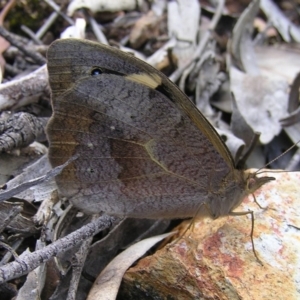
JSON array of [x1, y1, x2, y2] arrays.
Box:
[[230, 67, 288, 144], [67, 0, 144, 16], [87, 232, 175, 300], [15, 243, 46, 300], [255, 45, 300, 83], [167, 0, 199, 67], [230, 0, 260, 74], [60, 18, 86, 39]]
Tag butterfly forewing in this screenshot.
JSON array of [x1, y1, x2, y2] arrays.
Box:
[[47, 39, 251, 218]]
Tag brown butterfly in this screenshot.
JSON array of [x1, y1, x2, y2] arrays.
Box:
[[46, 38, 274, 226]]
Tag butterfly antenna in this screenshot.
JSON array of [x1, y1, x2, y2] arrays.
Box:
[[256, 139, 300, 174]]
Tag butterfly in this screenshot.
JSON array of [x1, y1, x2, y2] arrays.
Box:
[[46, 38, 274, 222]]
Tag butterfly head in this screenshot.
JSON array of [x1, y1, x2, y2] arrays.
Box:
[[245, 170, 275, 195]]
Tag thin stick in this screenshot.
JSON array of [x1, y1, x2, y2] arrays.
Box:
[[0, 215, 119, 283], [0, 26, 46, 65], [44, 0, 74, 26]]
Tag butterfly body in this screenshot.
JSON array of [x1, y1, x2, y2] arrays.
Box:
[[46, 39, 273, 219]]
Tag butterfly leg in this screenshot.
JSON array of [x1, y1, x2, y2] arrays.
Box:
[[229, 210, 263, 265], [170, 202, 213, 246], [252, 193, 267, 209]]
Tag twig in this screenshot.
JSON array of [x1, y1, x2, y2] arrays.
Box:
[[0, 215, 118, 283], [0, 113, 48, 152], [0, 0, 16, 25], [0, 64, 48, 111], [0, 242, 20, 262], [88, 15, 108, 45], [36, 11, 59, 39], [0, 26, 46, 65], [0, 205, 22, 233], [44, 0, 74, 26], [21, 25, 43, 45], [0, 239, 23, 266]]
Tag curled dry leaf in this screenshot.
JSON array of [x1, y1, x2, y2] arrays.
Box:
[[87, 232, 175, 300], [279, 72, 300, 149], [280, 72, 300, 127], [230, 0, 260, 74], [230, 67, 288, 144], [229, 0, 288, 144], [84, 219, 170, 279]]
